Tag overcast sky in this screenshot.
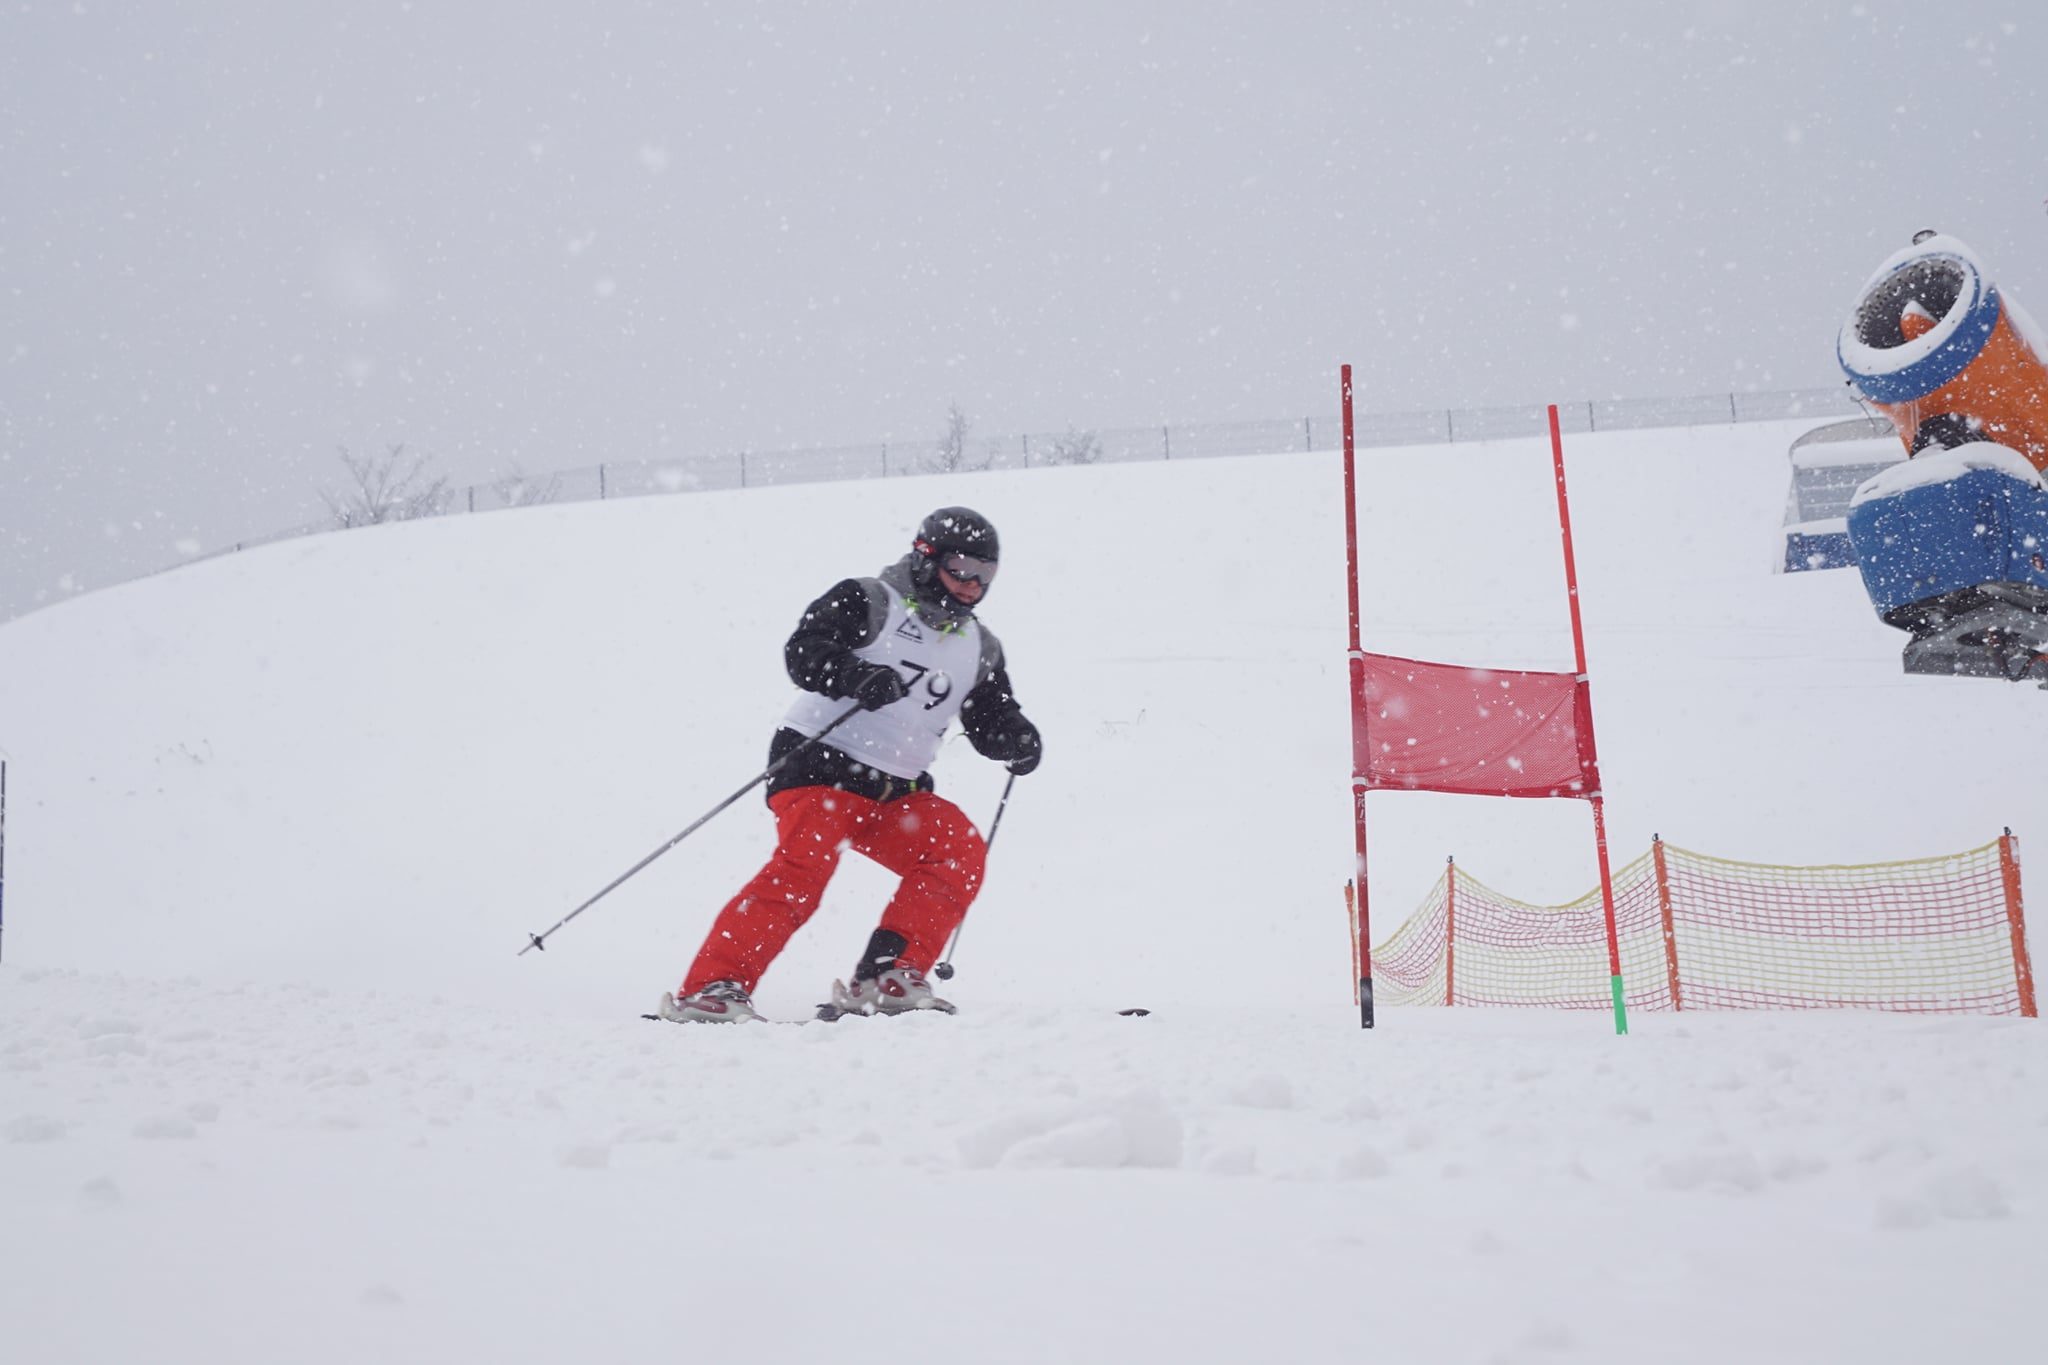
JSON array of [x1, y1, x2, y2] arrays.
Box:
[[3, 1, 2043, 620]]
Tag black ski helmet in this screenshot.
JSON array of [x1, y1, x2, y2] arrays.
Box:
[[910, 506, 1000, 604]]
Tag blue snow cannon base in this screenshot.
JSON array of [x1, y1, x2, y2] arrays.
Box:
[[1846, 462, 2048, 685]]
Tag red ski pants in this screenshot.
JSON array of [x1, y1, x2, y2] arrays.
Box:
[[681, 786, 988, 995]]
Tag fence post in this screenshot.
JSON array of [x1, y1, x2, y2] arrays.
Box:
[[467, 486, 475, 514], [1444, 855, 1457, 1007], [1162, 426, 1171, 460], [2000, 828, 2037, 1018], [1728, 393, 1738, 423], [1444, 409, 1454, 442], [1652, 834, 1683, 1011], [1303, 417, 1312, 451], [1586, 400, 1596, 433], [739, 452, 748, 489], [599, 464, 608, 500]]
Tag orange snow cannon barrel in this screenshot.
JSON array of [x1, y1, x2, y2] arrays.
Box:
[[1837, 232, 2048, 471]]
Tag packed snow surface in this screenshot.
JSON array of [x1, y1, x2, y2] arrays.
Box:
[[2, 420, 2044, 1362]]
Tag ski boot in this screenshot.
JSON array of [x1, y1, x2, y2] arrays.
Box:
[[655, 980, 760, 1024], [828, 965, 957, 1017]]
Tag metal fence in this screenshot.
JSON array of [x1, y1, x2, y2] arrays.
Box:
[[188, 383, 1868, 569], [1784, 417, 1903, 524]]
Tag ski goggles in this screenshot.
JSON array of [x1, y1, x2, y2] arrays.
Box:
[[939, 551, 998, 585]]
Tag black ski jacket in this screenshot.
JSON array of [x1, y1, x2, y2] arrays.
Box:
[[765, 576, 1039, 803]]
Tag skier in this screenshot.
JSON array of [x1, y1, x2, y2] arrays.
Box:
[[657, 507, 1042, 1023]]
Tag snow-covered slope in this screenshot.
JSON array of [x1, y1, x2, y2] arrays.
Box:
[[7, 969, 2041, 1364], [2, 421, 2044, 1363]]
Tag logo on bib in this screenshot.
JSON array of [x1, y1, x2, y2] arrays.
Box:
[[895, 617, 925, 642]]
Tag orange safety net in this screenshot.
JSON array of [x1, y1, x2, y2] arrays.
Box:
[[1370, 837, 2035, 1016]]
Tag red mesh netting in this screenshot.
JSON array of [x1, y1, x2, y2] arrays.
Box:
[[1353, 652, 1598, 799], [1368, 839, 2034, 1016]]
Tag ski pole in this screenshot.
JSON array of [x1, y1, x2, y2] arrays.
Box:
[[520, 705, 861, 955], [933, 770, 1016, 981]]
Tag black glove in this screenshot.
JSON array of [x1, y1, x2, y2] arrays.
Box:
[[849, 663, 909, 712], [1005, 722, 1042, 776]]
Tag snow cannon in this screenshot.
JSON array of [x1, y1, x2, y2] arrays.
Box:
[[1837, 232, 2048, 686], [1838, 232, 2048, 466]]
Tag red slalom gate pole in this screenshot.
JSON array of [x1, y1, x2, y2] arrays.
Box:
[[1342, 364, 1374, 1029], [1548, 404, 1628, 1036], [1346, 881, 1360, 1004]]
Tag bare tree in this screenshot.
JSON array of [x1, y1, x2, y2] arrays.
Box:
[[1043, 425, 1103, 466], [322, 444, 449, 528], [922, 401, 992, 474], [491, 463, 563, 509]]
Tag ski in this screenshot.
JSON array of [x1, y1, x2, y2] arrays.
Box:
[[813, 998, 959, 1022], [644, 1006, 1150, 1025], [812, 1004, 1149, 1020], [637, 1007, 948, 1026], [640, 1012, 817, 1027]]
